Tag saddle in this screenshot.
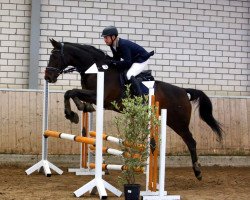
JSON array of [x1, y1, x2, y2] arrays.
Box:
[[120, 70, 154, 96]]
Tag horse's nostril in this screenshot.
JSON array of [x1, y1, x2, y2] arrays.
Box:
[[44, 76, 51, 82]]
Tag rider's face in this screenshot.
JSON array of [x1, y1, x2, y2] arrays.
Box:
[[104, 36, 115, 46]]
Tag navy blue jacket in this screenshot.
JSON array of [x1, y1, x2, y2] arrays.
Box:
[[110, 38, 154, 69]]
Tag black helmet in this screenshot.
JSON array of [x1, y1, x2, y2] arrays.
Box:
[[101, 26, 118, 37]]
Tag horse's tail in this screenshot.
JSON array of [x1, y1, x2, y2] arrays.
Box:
[[185, 88, 223, 141]]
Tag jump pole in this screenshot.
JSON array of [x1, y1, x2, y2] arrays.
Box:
[[73, 64, 122, 198], [25, 80, 63, 177], [44, 130, 96, 144]]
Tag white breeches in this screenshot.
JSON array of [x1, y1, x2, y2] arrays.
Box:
[[126, 60, 149, 80]]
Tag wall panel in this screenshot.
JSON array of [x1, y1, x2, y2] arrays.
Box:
[[0, 90, 249, 155]]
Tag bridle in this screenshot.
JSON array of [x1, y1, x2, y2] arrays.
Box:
[[46, 43, 77, 75]]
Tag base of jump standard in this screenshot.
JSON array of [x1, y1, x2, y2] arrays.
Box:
[[140, 192, 180, 200]]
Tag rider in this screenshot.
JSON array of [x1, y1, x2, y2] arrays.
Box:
[[101, 26, 154, 96]]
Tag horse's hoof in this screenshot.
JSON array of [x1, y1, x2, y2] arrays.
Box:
[[193, 169, 202, 181], [72, 113, 79, 124], [196, 174, 202, 181], [65, 112, 79, 124], [193, 162, 202, 181]]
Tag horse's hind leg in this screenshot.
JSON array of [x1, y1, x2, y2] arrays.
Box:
[[179, 128, 202, 181]]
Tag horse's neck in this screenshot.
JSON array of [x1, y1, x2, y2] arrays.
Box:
[[66, 50, 93, 73], [70, 46, 105, 69]]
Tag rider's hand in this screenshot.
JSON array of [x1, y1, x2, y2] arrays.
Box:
[[105, 59, 116, 67]]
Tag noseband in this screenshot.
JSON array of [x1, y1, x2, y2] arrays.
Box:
[[46, 43, 77, 74]]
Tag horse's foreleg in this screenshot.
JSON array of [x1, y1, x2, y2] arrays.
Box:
[[64, 89, 97, 123], [70, 89, 96, 112], [64, 90, 79, 124], [72, 97, 95, 113], [72, 97, 85, 110]]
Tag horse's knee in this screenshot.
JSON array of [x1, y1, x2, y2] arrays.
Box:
[[65, 89, 79, 100], [83, 103, 95, 112], [64, 90, 72, 99], [73, 97, 85, 111]]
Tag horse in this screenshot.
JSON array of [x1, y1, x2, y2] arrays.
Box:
[[45, 38, 223, 181]]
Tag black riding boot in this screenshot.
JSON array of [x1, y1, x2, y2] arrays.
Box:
[[130, 76, 143, 96]]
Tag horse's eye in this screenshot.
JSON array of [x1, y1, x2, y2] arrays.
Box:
[[50, 54, 57, 59]]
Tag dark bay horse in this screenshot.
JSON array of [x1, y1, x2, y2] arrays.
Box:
[[45, 39, 223, 181]]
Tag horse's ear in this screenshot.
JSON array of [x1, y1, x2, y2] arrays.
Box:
[[49, 38, 61, 49]]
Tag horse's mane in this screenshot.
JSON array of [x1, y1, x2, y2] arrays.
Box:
[[62, 42, 119, 71], [65, 42, 106, 61]]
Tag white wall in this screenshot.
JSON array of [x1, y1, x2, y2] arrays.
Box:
[[0, 0, 249, 95], [0, 0, 31, 89]]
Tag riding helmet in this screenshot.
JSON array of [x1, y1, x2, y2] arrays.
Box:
[[101, 26, 118, 37]]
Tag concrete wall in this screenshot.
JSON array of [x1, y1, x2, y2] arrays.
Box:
[[0, 0, 249, 95]]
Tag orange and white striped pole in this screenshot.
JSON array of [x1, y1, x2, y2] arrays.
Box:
[[89, 131, 145, 151], [89, 145, 142, 159], [44, 130, 96, 145], [89, 131, 123, 144], [89, 163, 144, 173]]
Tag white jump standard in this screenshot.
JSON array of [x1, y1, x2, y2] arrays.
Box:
[[25, 80, 63, 177], [73, 64, 122, 198]]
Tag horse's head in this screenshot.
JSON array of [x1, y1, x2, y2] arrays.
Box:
[[45, 39, 69, 83], [45, 39, 108, 83]]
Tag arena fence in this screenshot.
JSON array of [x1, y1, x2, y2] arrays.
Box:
[[0, 89, 249, 156]]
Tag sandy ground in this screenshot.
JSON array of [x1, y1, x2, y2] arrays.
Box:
[[0, 165, 249, 200]]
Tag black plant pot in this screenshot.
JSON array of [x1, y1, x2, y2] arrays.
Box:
[[124, 184, 141, 200]]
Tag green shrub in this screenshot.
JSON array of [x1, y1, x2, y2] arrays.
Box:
[[113, 86, 159, 184]]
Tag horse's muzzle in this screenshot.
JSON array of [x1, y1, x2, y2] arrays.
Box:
[[44, 74, 57, 83], [44, 69, 59, 83]]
